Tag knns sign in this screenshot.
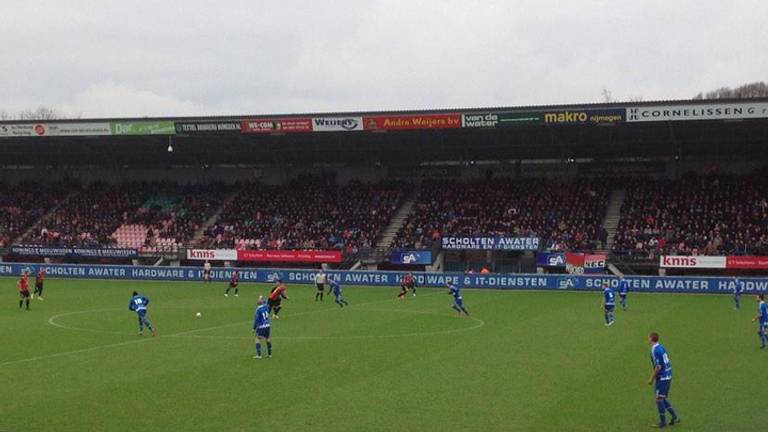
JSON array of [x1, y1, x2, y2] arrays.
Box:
[[186, 249, 237, 261], [660, 255, 726, 269]]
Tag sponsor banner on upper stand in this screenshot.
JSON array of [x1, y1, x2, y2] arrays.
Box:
[[10, 245, 138, 259], [0, 122, 112, 137], [390, 250, 433, 265], [660, 255, 726, 269], [240, 118, 313, 133], [461, 112, 543, 128], [186, 249, 238, 261], [175, 121, 241, 133], [627, 102, 768, 122], [565, 253, 606, 274], [2, 262, 768, 293], [110, 121, 176, 135], [542, 108, 625, 124], [0, 124, 36, 137], [237, 250, 342, 263], [311, 116, 364, 132], [536, 252, 566, 267], [363, 114, 461, 131], [441, 236, 540, 251]]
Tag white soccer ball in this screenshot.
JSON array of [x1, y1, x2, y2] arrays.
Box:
[[196, 312, 202, 318]]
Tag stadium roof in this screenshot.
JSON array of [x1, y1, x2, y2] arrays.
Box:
[[1, 96, 767, 124], [1, 97, 766, 170]]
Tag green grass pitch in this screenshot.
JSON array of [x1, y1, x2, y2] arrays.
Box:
[[1, 277, 766, 431]]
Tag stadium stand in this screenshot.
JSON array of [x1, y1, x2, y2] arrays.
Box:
[[10, 172, 768, 260], [22, 182, 227, 251], [612, 172, 768, 259], [201, 175, 410, 252], [23, 182, 149, 247], [120, 183, 229, 253], [391, 178, 610, 252], [0, 182, 70, 247]]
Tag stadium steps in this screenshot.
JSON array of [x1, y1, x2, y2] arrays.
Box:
[[603, 188, 626, 251], [15, 190, 79, 244], [375, 187, 420, 249], [191, 190, 240, 244]]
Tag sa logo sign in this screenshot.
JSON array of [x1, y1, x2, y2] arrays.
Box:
[[558, 278, 579, 289]]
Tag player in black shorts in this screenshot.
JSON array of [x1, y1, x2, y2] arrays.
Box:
[[32, 268, 46, 300], [397, 273, 417, 299], [314, 269, 327, 301], [18, 271, 31, 310], [267, 279, 289, 319], [203, 260, 212, 283], [225, 270, 240, 297]]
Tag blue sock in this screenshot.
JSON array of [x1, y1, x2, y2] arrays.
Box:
[[604, 313, 609, 324], [461, 306, 470, 315], [452, 304, 461, 313], [266, 342, 272, 356], [256, 342, 261, 356], [663, 400, 677, 419], [656, 401, 666, 424], [760, 332, 767, 347]]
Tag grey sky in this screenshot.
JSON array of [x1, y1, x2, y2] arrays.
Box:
[[1, 0, 766, 118]]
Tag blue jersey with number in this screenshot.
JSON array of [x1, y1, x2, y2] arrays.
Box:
[[603, 288, 615, 306], [128, 295, 149, 312], [619, 280, 629, 295], [651, 343, 672, 381], [253, 304, 270, 329], [759, 301, 768, 324], [449, 284, 462, 301], [330, 279, 342, 295]]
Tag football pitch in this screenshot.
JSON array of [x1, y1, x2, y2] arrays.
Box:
[[1, 278, 765, 431]]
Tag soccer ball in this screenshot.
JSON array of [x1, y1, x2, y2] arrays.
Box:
[[195, 312, 202, 318]]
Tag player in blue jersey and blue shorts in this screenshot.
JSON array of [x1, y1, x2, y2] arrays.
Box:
[[732, 276, 744, 310], [128, 291, 156, 336], [253, 296, 272, 359], [752, 294, 768, 349], [329, 279, 349, 308], [647, 332, 679, 428], [602, 282, 615, 326], [618, 275, 629, 311], [446, 283, 469, 316]]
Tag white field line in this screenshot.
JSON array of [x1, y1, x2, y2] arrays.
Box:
[[1, 291, 449, 367]]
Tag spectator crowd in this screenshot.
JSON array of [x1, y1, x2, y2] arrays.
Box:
[[391, 178, 610, 252], [4, 172, 768, 261], [612, 172, 768, 259], [0, 182, 70, 247], [201, 175, 409, 253]]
